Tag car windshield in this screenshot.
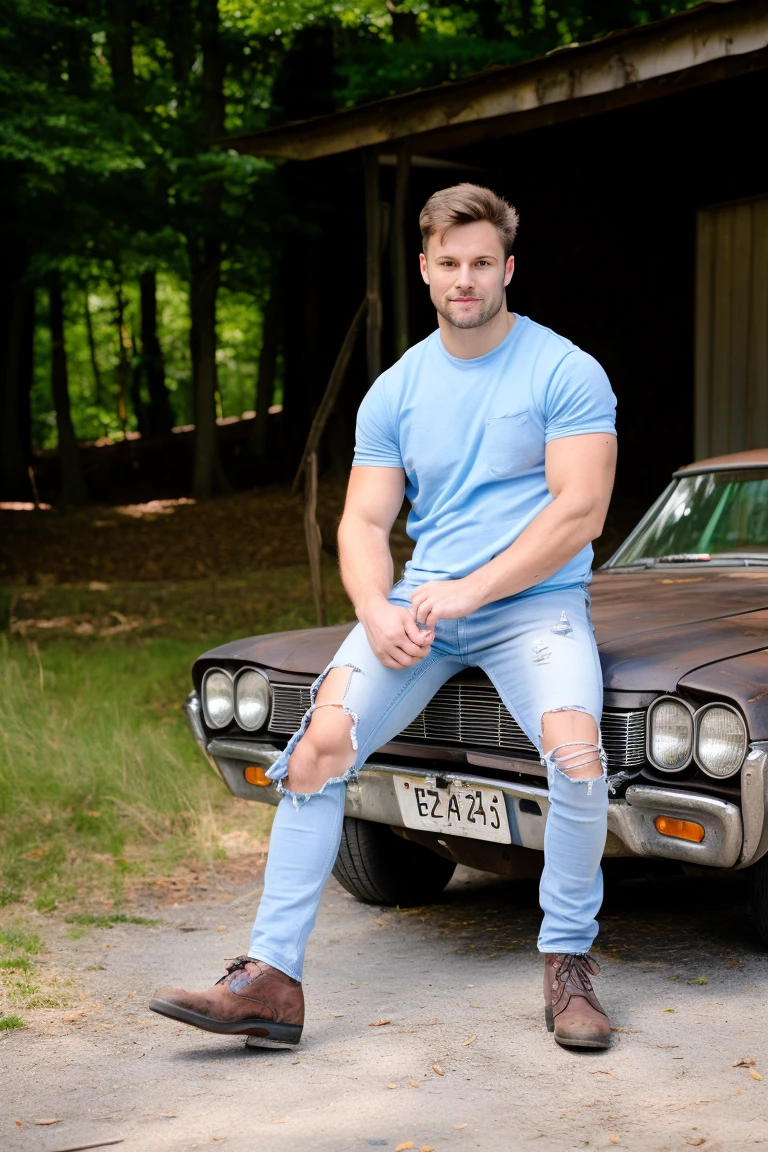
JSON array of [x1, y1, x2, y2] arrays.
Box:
[[607, 469, 768, 567]]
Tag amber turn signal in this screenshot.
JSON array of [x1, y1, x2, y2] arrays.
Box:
[[654, 815, 705, 843], [244, 765, 271, 787]]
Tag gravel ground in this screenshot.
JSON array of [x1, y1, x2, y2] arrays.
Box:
[[3, 861, 768, 1152]]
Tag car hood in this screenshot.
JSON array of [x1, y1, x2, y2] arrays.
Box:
[[200, 568, 768, 692]]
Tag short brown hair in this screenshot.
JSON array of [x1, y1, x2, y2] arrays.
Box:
[[419, 184, 519, 258]]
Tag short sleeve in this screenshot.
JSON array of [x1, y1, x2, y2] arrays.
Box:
[[543, 350, 617, 443], [352, 376, 403, 468]]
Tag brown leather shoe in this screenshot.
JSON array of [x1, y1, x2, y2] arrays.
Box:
[[149, 956, 304, 1048], [544, 953, 611, 1049]]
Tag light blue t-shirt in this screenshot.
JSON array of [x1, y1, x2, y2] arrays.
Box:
[[352, 314, 617, 597]]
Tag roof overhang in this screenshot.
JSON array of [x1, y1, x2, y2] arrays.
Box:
[[221, 0, 768, 161]]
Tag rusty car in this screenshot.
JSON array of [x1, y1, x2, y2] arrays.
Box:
[[184, 448, 768, 941]]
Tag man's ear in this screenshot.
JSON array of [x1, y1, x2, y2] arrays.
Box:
[[504, 254, 515, 286], [419, 252, 429, 285]]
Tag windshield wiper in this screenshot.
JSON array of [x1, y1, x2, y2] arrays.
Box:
[[656, 553, 711, 563]]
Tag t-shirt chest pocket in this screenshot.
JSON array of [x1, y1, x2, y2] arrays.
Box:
[[484, 410, 542, 477]]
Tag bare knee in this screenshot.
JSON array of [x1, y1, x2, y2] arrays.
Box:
[[285, 668, 358, 792], [541, 709, 603, 781]]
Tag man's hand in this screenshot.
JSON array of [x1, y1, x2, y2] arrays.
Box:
[[360, 600, 435, 670], [410, 577, 481, 629]]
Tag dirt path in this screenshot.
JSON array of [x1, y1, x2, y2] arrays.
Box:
[[3, 863, 768, 1152]]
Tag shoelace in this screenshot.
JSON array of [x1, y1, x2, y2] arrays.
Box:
[[553, 952, 599, 996], [216, 955, 256, 985]]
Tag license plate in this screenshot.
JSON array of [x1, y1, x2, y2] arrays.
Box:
[[394, 776, 511, 844]]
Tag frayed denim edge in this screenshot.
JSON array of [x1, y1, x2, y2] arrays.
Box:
[[265, 663, 362, 809]]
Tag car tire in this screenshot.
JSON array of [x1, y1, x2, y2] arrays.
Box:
[[747, 854, 768, 945], [332, 816, 456, 907]]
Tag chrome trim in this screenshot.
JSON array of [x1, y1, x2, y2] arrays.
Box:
[[736, 746, 768, 868], [233, 666, 272, 732], [200, 736, 745, 868], [646, 695, 695, 772], [201, 666, 234, 729], [608, 785, 742, 868], [183, 692, 224, 781], [674, 462, 768, 477], [693, 700, 748, 780], [268, 681, 647, 770]]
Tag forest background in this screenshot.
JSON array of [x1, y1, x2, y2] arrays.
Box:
[[1, 0, 700, 509]]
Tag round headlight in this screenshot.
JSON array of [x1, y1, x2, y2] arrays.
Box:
[[202, 668, 234, 729], [648, 696, 693, 771], [695, 704, 747, 778], [235, 669, 271, 731]]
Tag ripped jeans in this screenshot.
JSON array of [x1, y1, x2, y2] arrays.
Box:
[[248, 582, 608, 980]]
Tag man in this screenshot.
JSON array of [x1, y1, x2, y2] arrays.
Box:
[[150, 184, 617, 1051]]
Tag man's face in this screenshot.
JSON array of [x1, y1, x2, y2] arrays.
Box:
[[419, 219, 514, 330]]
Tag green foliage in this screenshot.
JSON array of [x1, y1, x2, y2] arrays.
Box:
[[0, 1014, 25, 1030], [64, 912, 160, 927], [4, 0, 702, 462]]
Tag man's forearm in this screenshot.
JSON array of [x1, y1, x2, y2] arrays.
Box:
[[467, 493, 605, 607], [338, 516, 395, 620]]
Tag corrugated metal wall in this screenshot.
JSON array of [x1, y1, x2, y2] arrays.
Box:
[[695, 195, 768, 459]]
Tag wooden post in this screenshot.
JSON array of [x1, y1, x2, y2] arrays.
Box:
[[291, 296, 367, 494], [391, 141, 410, 361], [363, 149, 382, 384], [304, 452, 325, 627]]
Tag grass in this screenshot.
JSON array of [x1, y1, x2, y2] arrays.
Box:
[[0, 1014, 25, 1030], [0, 563, 353, 914]]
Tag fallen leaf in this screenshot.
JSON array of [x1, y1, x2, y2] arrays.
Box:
[[271, 1116, 290, 1124], [463, 1034, 477, 1046], [684, 1139, 705, 1147], [453, 1122, 467, 1130], [216, 925, 227, 932], [420, 1147, 434, 1151], [291, 1059, 300, 1065], [609, 1135, 621, 1145], [370, 1020, 391, 1027], [732, 1057, 756, 1067], [432, 1064, 444, 1076], [591, 1070, 617, 1078], [35, 1119, 63, 1125], [14, 1121, 22, 1127], [688, 977, 708, 985], [387, 1083, 397, 1089], [662, 1008, 676, 1013], [750, 1068, 763, 1081], [738, 1089, 744, 1096], [408, 1078, 420, 1088], [395, 1144, 414, 1151]]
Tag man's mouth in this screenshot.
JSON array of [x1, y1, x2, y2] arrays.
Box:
[[448, 296, 481, 305]]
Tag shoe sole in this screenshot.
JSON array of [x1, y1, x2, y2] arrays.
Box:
[[544, 1005, 610, 1049], [149, 998, 302, 1046]]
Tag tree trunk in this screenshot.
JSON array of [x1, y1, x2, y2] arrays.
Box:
[[190, 239, 223, 499], [139, 270, 173, 438], [114, 284, 134, 434], [84, 291, 103, 403], [190, 0, 227, 500], [248, 287, 279, 459], [0, 278, 33, 499], [49, 272, 88, 507]]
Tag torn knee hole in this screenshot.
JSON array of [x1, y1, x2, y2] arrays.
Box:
[[548, 742, 603, 777]]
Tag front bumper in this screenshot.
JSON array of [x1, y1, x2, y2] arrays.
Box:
[[185, 692, 766, 871]]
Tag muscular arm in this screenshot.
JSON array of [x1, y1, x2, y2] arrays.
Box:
[[338, 466, 434, 668], [410, 432, 617, 627]]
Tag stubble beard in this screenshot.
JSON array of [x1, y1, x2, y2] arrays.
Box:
[[433, 287, 506, 330]]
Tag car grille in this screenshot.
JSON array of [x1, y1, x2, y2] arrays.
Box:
[[269, 682, 647, 770]]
